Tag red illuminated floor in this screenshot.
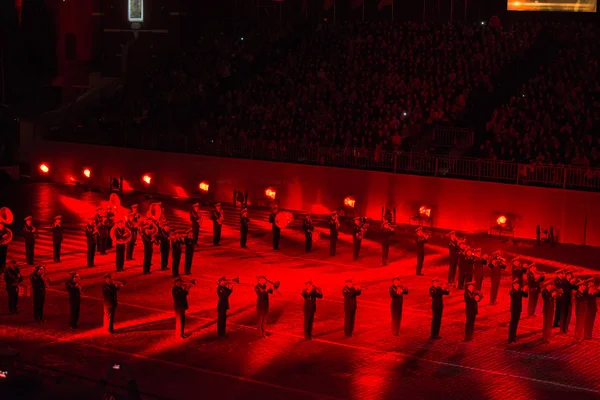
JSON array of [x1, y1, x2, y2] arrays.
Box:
[[1, 184, 600, 399]]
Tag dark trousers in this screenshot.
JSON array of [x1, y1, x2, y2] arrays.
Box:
[[0, 244, 7, 267], [87, 242, 95, 266], [543, 307, 554, 341], [554, 300, 564, 327], [192, 223, 199, 244], [25, 241, 34, 265], [490, 276, 501, 304], [457, 266, 466, 289], [126, 239, 135, 260], [575, 313, 586, 342], [464, 267, 473, 286], [584, 311, 596, 340], [53, 240, 61, 262], [213, 225, 222, 246], [473, 267, 483, 291], [344, 309, 356, 336], [184, 249, 193, 274], [69, 300, 80, 328], [272, 228, 280, 250], [33, 293, 45, 321], [175, 309, 186, 335], [465, 313, 476, 340], [391, 310, 402, 336], [431, 308, 443, 338], [528, 290, 539, 317], [217, 310, 227, 336], [160, 242, 170, 270], [115, 244, 125, 271], [353, 238, 361, 261], [7, 287, 18, 313], [257, 309, 268, 337], [98, 235, 107, 255], [240, 227, 248, 248], [330, 236, 337, 256], [104, 305, 116, 332], [448, 256, 458, 283], [305, 233, 312, 253], [508, 311, 521, 342], [416, 249, 425, 275], [172, 253, 181, 277], [143, 242, 152, 273], [382, 239, 390, 265], [304, 310, 315, 339]]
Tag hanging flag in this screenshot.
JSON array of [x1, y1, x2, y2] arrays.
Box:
[[350, 0, 364, 9], [378, 0, 393, 10], [324, 0, 336, 10]]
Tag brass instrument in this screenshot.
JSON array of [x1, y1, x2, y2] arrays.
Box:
[[0, 207, 13, 245], [113, 280, 127, 287], [109, 193, 121, 211], [275, 211, 294, 229], [180, 279, 197, 290], [381, 221, 399, 233], [142, 219, 159, 243], [258, 277, 281, 290], [395, 285, 408, 295], [147, 203, 162, 222], [218, 277, 240, 285], [110, 226, 133, 245], [354, 218, 369, 239], [473, 290, 484, 302], [0, 227, 12, 245]]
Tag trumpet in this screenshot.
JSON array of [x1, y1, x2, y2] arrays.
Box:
[[113, 280, 127, 287], [218, 277, 240, 285], [258, 277, 281, 290], [395, 285, 408, 295], [180, 279, 197, 290]]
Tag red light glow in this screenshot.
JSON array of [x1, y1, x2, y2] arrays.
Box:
[[497, 215, 507, 225], [174, 186, 189, 198], [69, 176, 75, 182], [83, 168, 91, 178], [265, 189, 276, 200], [199, 182, 209, 192], [39, 163, 49, 174], [142, 175, 152, 185], [344, 196, 356, 208], [419, 206, 432, 218]]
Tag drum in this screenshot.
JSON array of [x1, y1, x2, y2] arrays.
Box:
[[275, 212, 294, 229]]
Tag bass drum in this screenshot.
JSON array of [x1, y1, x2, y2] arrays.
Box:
[[275, 211, 294, 229]]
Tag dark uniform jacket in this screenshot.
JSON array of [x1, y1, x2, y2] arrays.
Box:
[[23, 224, 36, 242], [302, 288, 323, 313], [510, 288, 529, 313], [390, 285, 408, 312], [217, 285, 232, 311], [173, 286, 189, 311], [429, 286, 449, 309], [52, 224, 63, 242], [526, 272, 544, 291], [575, 290, 588, 317], [4, 267, 22, 289], [241, 217, 250, 229], [464, 290, 480, 315], [66, 279, 81, 302], [255, 283, 273, 311], [85, 224, 96, 244], [588, 290, 600, 313], [269, 213, 278, 229], [103, 283, 119, 307], [343, 286, 362, 311], [328, 217, 339, 237]]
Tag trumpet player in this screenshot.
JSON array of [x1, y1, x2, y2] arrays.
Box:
[[190, 203, 201, 245], [23, 216, 37, 265], [141, 220, 156, 275], [158, 223, 171, 271], [458, 247, 475, 290], [173, 277, 195, 339], [526, 265, 544, 317], [97, 215, 109, 256], [302, 214, 315, 253], [542, 280, 558, 343], [210, 203, 223, 246], [85, 218, 97, 267], [217, 277, 233, 337], [464, 281, 483, 342], [103, 274, 123, 334], [553, 269, 569, 331], [447, 231, 460, 285], [563, 271, 578, 331], [184, 229, 195, 275], [125, 213, 137, 261], [269, 205, 281, 250], [585, 279, 599, 340], [343, 279, 362, 337], [255, 276, 273, 338], [30, 265, 49, 322], [511, 259, 525, 287], [390, 277, 408, 336], [472, 249, 487, 291], [4, 260, 22, 314], [302, 281, 323, 340], [51, 215, 63, 263], [171, 231, 184, 277], [65, 273, 82, 329], [352, 217, 368, 261], [415, 227, 428, 276], [488, 252, 506, 305], [130, 204, 141, 246], [508, 279, 529, 344], [240, 208, 250, 248], [328, 212, 339, 257], [429, 278, 449, 339], [113, 220, 130, 272], [381, 211, 395, 266], [574, 279, 588, 342]]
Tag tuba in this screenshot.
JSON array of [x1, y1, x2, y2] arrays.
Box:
[[0, 207, 14, 245], [110, 225, 132, 245], [109, 193, 121, 210], [147, 203, 162, 222]]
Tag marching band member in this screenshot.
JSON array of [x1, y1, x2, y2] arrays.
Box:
[[184, 229, 195, 275], [574, 280, 588, 342], [429, 278, 449, 339], [302, 281, 323, 340], [103, 274, 123, 334], [488, 252, 506, 305], [141, 220, 155, 274], [526, 264, 544, 317], [65, 273, 82, 329], [51, 215, 63, 263], [210, 203, 223, 246], [93, 208, 103, 228], [112, 220, 130, 271], [563, 271, 577, 331], [240, 208, 250, 248], [23, 216, 37, 265], [302, 214, 315, 253], [173, 277, 194, 339], [85, 218, 97, 267], [511, 259, 525, 287], [472, 249, 487, 291], [30, 265, 48, 322], [0, 221, 10, 268], [255, 276, 273, 338], [464, 281, 483, 341], [106, 206, 115, 249], [389, 277, 408, 336], [190, 203, 202, 245], [415, 227, 428, 276], [158, 222, 171, 271], [508, 279, 529, 344], [456, 243, 468, 288], [328, 212, 339, 257], [343, 279, 362, 337], [4, 260, 22, 314], [171, 231, 184, 277], [447, 231, 460, 285], [553, 269, 568, 330], [585, 279, 599, 340], [217, 277, 233, 337], [352, 217, 367, 261], [542, 280, 558, 343], [125, 214, 137, 261], [458, 247, 475, 290], [381, 210, 395, 266], [130, 204, 141, 246], [97, 215, 109, 256], [269, 206, 281, 250]]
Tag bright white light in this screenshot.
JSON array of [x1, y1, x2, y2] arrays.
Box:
[[128, 0, 144, 22]]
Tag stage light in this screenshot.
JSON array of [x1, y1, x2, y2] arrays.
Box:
[[344, 196, 356, 208], [142, 175, 152, 185], [496, 215, 507, 226], [83, 168, 91, 178], [69, 176, 75, 182], [265, 188, 276, 200], [39, 163, 49, 174], [419, 206, 431, 218], [199, 182, 209, 192]]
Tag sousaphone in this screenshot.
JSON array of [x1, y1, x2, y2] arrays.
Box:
[[275, 211, 294, 229], [146, 203, 162, 222], [0, 207, 13, 245]]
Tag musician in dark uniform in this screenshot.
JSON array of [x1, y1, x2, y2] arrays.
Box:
[[455, 243, 467, 288], [51, 215, 63, 262], [415, 227, 428, 276], [0, 222, 10, 269], [105, 206, 115, 249], [217, 277, 233, 337], [113, 220, 130, 272], [342, 279, 362, 337], [190, 203, 201, 245], [103, 274, 123, 334], [488, 252, 505, 305], [171, 231, 184, 277], [352, 217, 367, 261], [269, 206, 281, 250], [574, 280, 588, 342], [255, 276, 273, 338], [125, 214, 137, 261], [157, 223, 170, 271], [240, 208, 250, 248], [526, 265, 544, 317], [585, 280, 599, 340], [447, 231, 460, 285], [93, 208, 103, 230], [173, 277, 194, 339], [389, 277, 408, 336], [328, 212, 339, 256], [141, 221, 154, 274], [97, 216, 109, 256], [430, 278, 449, 339], [85, 218, 97, 267], [184, 229, 195, 275], [472, 249, 487, 291], [542, 280, 557, 343], [129, 204, 141, 247], [508, 279, 529, 344], [511, 259, 525, 287], [30, 265, 48, 322], [65, 273, 82, 329], [23, 216, 37, 265], [464, 282, 483, 341], [302, 281, 323, 340], [458, 248, 475, 290], [4, 260, 22, 314], [563, 271, 577, 331], [553, 269, 567, 329], [381, 211, 395, 266], [210, 203, 223, 246], [302, 214, 315, 253]]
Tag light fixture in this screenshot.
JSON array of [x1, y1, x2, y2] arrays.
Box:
[[344, 196, 356, 208], [265, 188, 276, 200], [142, 175, 152, 185], [39, 163, 49, 174], [199, 182, 209, 192], [83, 168, 91, 178]]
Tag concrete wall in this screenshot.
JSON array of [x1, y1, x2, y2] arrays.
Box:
[[30, 140, 600, 246]]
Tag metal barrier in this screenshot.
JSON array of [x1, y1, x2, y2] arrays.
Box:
[[432, 126, 475, 148]]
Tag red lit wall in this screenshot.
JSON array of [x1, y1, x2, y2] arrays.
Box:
[[30, 141, 600, 247]]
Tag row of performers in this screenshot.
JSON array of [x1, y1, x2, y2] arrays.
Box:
[[5, 260, 599, 343]]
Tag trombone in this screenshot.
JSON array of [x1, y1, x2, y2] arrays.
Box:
[[217, 277, 240, 285], [257, 276, 281, 290]]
